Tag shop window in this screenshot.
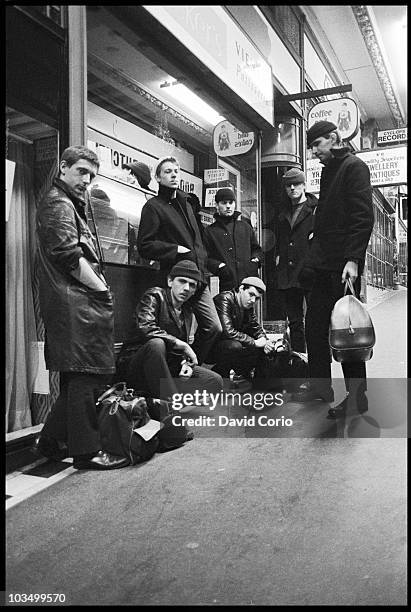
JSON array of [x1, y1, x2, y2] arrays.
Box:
[[31, 5, 67, 28]]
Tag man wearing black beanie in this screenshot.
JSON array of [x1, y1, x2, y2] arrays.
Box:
[[203, 187, 263, 291], [294, 120, 374, 418]]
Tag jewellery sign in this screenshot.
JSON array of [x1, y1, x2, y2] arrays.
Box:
[[356, 146, 407, 187], [305, 158, 322, 194], [213, 120, 255, 157], [308, 98, 359, 141]]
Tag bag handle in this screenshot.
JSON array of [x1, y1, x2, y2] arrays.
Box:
[[343, 277, 356, 297], [96, 381, 127, 404]]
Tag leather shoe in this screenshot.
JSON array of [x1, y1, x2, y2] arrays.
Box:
[[328, 393, 368, 419], [32, 434, 69, 461], [292, 383, 334, 403], [73, 451, 129, 470]]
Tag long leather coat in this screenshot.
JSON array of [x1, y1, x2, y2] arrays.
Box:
[[307, 148, 374, 274], [203, 212, 263, 291], [275, 193, 318, 289], [137, 185, 209, 283], [36, 178, 115, 374], [214, 290, 266, 348]]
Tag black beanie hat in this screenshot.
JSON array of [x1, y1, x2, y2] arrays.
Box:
[[306, 121, 338, 147], [215, 187, 236, 203], [169, 260, 202, 282]]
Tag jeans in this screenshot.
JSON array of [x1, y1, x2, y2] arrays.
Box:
[[126, 338, 223, 401], [191, 285, 222, 364]]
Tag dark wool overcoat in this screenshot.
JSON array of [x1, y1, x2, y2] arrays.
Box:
[[275, 192, 318, 289], [203, 212, 263, 291], [36, 179, 115, 374], [307, 147, 374, 274], [137, 185, 209, 282]]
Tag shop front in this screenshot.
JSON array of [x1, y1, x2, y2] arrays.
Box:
[[85, 5, 274, 342]]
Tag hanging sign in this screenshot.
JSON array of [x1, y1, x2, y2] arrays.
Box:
[[204, 168, 229, 184], [308, 98, 359, 141], [305, 158, 322, 194], [377, 128, 407, 146], [213, 120, 254, 157], [205, 188, 220, 207], [356, 146, 407, 187]]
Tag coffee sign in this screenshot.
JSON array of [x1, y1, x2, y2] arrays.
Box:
[[308, 98, 359, 141]]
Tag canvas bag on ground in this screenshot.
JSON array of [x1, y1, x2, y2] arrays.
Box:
[[96, 382, 159, 465], [329, 278, 376, 362]]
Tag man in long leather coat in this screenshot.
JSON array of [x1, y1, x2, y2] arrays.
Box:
[[137, 156, 221, 365], [295, 121, 374, 418], [33, 146, 128, 470], [123, 260, 223, 404], [210, 277, 275, 381]]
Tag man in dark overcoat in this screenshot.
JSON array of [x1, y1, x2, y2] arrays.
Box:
[[275, 169, 317, 354], [137, 156, 221, 364], [203, 187, 263, 292], [295, 121, 374, 418], [34, 146, 128, 470]]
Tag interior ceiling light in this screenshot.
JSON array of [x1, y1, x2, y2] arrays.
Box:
[[160, 81, 225, 126]]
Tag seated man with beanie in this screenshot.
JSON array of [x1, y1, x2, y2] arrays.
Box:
[[203, 187, 263, 292], [210, 277, 276, 385], [122, 260, 223, 404]]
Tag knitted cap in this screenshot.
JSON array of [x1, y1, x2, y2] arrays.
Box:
[[282, 168, 306, 186], [123, 161, 155, 191], [306, 121, 338, 147], [241, 277, 266, 293], [169, 260, 201, 282], [215, 187, 236, 202]]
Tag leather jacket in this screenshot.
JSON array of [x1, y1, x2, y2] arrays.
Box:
[[214, 290, 266, 348], [36, 178, 115, 374]]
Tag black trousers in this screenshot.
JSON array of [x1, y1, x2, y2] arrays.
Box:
[[211, 339, 264, 378], [41, 372, 108, 457], [126, 338, 223, 401], [305, 271, 366, 395], [281, 287, 311, 352], [190, 285, 222, 364]]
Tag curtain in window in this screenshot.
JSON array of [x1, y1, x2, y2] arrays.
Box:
[[6, 140, 38, 432]]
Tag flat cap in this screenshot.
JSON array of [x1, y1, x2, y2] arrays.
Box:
[[282, 168, 306, 185], [306, 121, 338, 147], [241, 276, 266, 293], [123, 161, 155, 192]]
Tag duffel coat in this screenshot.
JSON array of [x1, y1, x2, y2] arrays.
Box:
[[137, 185, 209, 283], [203, 211, 263, 291], [307, 147, 374, 274], [275, 193, 318, 289], [36, 178, 115, 374], [214, 290, 266, 348]]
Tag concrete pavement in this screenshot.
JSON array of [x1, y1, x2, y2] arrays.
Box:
[[5, 288, 407, 606]]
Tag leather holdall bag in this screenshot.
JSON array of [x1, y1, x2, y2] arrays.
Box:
[[329, 278, 376, 363]]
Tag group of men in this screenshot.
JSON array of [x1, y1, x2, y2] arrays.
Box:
[[33, 118, 374, 470]]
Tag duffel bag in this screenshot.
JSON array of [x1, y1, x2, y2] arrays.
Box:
[[96, 382, 159, 465], [145, 397, 192, 452], [329, 278, 376, 362]]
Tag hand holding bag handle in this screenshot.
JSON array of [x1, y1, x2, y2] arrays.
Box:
[[343, 277, 356, 297]]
